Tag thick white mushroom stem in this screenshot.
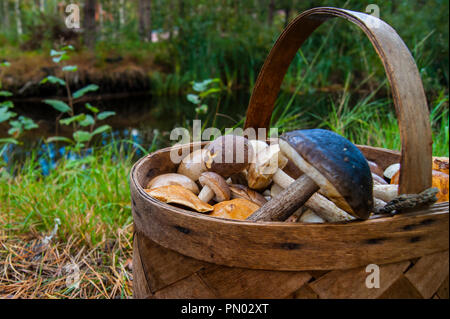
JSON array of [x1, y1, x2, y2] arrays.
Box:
[[373, 184, 398, 202], [272, 169, 355, 222], [198, 185, 215, 203]]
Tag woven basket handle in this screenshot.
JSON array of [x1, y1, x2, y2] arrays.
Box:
[[244, 7, 432, 195]]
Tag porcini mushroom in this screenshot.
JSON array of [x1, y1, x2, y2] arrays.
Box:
[[145, 185, 213, 213], [177, 148, 208, 181], [197, 172, 231, 203], [147, 173, 199, 194], [247, 142, 289, 191], [203, 135, 254, 177], [247, 129, 373, 221], [299, 209, 325, 223], [229, 184, 267, 206], [383, 163, 400, 182], [210, 198, 260, 220]]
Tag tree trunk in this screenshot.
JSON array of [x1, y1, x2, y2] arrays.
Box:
[[2, 0, 9, 30], [284, 7, 291, 28], [14, 0, 22, 37], [267, 0, 275, 26], [119, 0, 125, 27], [138, 0, 152, 42], [39, 0, 44, 12], [83, 0, 97, 50]]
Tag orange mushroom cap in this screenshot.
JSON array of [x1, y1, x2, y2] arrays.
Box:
[[210, 198, 260, 220]]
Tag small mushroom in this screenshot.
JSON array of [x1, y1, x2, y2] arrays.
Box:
[[147, 173, 199, 194], [210, 198, 260, 220], [145, 185, 213, 213], [229, 184, 267, 206], [299, 209, 325, 223], [177, 148, 208, 181], [372, 173, 388, 185], [248, 129, 373, 221], [197, 172, 231, 203], [383, 163, 400, 182], [373, 184, 398, 202], [203, 135, 254, 177]]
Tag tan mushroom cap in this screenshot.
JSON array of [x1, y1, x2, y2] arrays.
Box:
[[147, 173, 199, 194], [229, 184, 267, 206], [145, 185, 213, 213], [210, 198, 260, 220], [177, 148, 208, 181], [198, 172, 231, 202]]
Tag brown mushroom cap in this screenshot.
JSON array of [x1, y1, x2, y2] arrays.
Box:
[[280, 129, 373, 219], [145, 185, 213, 213], [210, 198, 260, 220], [147, 173, 199, 194], [177, 149, 208, 181], [203, 135, 254, 177], [229, 184, 267, 206], [198, 172, 231, 202]]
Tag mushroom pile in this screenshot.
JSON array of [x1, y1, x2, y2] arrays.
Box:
[[143, 130, 447, 222]]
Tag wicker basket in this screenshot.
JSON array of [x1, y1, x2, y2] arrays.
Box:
[[130, 7, 449, 299]]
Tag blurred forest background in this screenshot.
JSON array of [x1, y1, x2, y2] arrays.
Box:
[[0, 0, 448, 298]]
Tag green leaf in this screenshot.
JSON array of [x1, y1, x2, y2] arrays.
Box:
[[52, 53, 70, 63], [0, 101, 14, 108], [62, 65, 78, 72], [50, 49, 65, 57], [192, 78, 220, 92], [43, 99, 71, 113], [0, 107, 17, 123], [40, 76, 66, 86], [0, 90, 13, 97], [73, 84, 99, 99], [85, 103, 99, 113], [19, 116, 38, 130], [0, 138, 19, 145], [97, 111, 116, 120], [46, 136, 74, 144], [0, 61, 11, 67], [79, 114, 95, 127], [199, 87, 222, 98], [73, 131, 92, 143], [195, 104, 208, 115], [92, 125, 111, 136], [187, 94, 200, 104], [61, 45, 75, 51], [60, 114, 86, 126]]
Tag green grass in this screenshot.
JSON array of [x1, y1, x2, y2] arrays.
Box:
[[1, 142, 138, 245]]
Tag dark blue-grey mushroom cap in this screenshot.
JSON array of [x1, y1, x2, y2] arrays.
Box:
[[280, 129, 373, 219]]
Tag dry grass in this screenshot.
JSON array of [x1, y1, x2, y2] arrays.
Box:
[[0, 223, 133, 299]]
